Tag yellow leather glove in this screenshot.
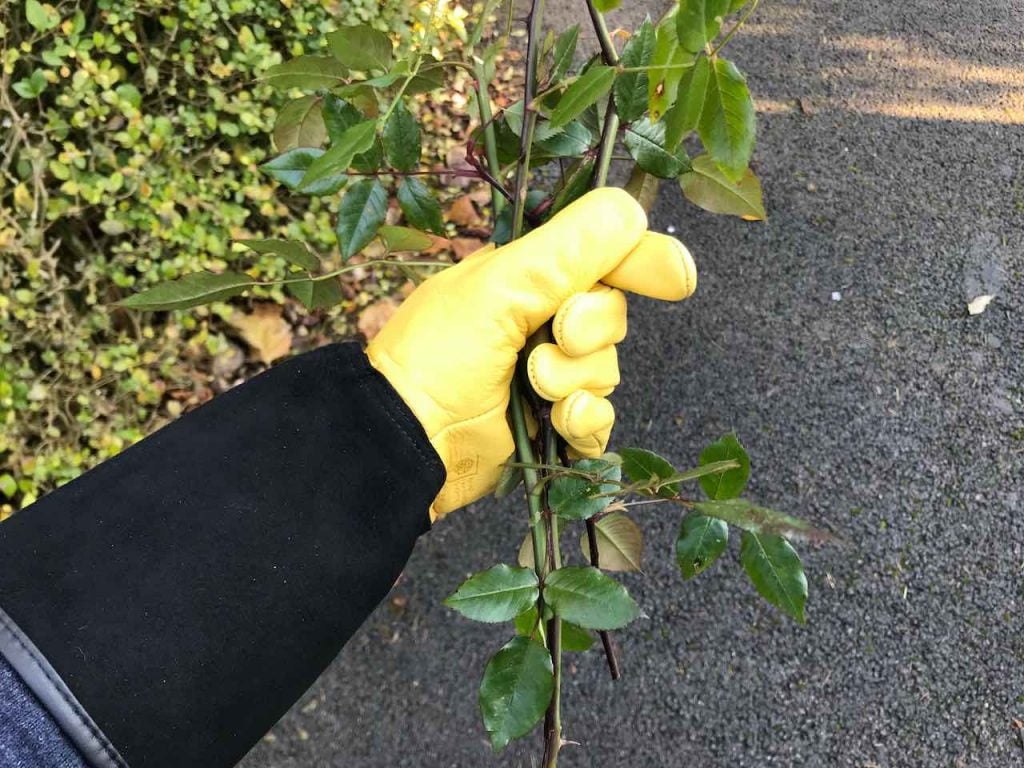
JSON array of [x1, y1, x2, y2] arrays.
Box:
[[366, 187, 697, 519]]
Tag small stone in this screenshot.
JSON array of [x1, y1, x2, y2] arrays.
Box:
[[807, 182, 818, 192], [831, 291, 842, 301]]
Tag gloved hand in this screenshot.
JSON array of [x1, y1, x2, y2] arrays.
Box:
[[367, 187, 697, 518]]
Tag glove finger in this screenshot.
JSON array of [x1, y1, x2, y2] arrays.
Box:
[[527, 343, 619, 402], [484, 188, 648, 338], [553, 285, 628, 358], [551, 390, 615, 457], [602, 231, 697, 301]]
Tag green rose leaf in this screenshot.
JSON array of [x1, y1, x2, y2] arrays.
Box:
[[698, 57, 756, 181], [676, 514, 729, 579], [543, 566, 639, 630], [116, 272, 254, 311], [648, 11, 695, 121], [327, 25, 393, 73], [592, 0, 621, 10], [699, 432, 750, 499], [580, 512, 644, 572], [624, 166, 661, 214], [377, 225, 433, 253], [261, 56, 348, 90], [664, 54, 710, 149], [479, 637, 553, 752], [620, 447, 678, 498], [336, 178, 387, 260], [382, 102, 421, 171], [675, 0, 730, 53], [512, 607, 593, 652], [273, 95, 327, 152], [551, 65, 616, 128], [260, 148, 346, 196], [549, 26, 579, 84], [624, 117, 691, 179], [322, 96, 380, 172], [548, 458, 621, 520], [548, 157, 596, 217], [287, 278, 343, 310], [679, 154, 765, 219], [300, 119, 377, 191], [693, 498, 825, 541], [615, 18, 656, 123], [396, 176, 444, 235], [740, 531, 808, 623], [444, 564, 540, 623], [535, 121, 594, 158], [237, 239, 319, 272]]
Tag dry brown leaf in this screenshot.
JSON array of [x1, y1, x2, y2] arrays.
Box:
[[358, 298, 399, 340], [446, 195, 483, 227], [228, 303, 293, 364], [451, 237, 488, 260]]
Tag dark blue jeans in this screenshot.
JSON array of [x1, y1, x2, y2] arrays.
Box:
[[0, 657, 86, 768]]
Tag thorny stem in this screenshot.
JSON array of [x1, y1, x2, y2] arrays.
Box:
[[587, 1, 621, 189]]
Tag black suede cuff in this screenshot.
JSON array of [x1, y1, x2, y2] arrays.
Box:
[[0, 343, 444, 768]]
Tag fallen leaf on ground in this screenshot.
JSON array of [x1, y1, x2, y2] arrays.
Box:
[[358, 298, 399, 340], [451, 237, 488, 260], [446, 195, 483, 227], [967, 295, 994, 315], [228, 303, 293, 364]]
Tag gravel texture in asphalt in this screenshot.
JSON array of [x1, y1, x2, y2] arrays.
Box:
[[242, 0, 1023, 765]]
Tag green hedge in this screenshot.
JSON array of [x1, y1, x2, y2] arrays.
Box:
[[0, 0, 428, 513]]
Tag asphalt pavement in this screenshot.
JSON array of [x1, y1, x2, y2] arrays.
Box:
[[241, 0, 1023, 765]]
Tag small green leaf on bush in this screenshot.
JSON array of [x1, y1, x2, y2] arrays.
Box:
[[336, 178, 387, 260], [675, 0, 730, 53], [551, 65, 615, 128], [382, 102, 421, 171], [300, 119, 377, 190], [26, 0, 60, 32], [287, 278, 342, 310], [624, 166, 661, 214], [535, 121, 594, 157], [664, 55, 710, 149], [13, 70, 48, 99], [624, 118, 691, 179], [0, 473, 17, 499], [117, 272, 254, 311], [327, 25, 393, 73], [444, 564, 540, 623], [620, 447, 678, 498], [405, 63, 448, 95], [580, 512, 644, 572], [698, 57, 756, 181], [550, 26, 579, 83], [699, 433, 750, 499], [517, 519, 562, 570], [693, 498, 824, 541], [261, 56, 348, 90], [238, 239, 319, 271], [513, 605, 542, 637], [479, 636, 553, 751], [615, 18, 655, 123], [378, 225, 433, 253], [273, 95, 326, 152], [543, 566, 639, 630], [679, 155, 765, 219], [676, 514, 729, 579], [739, 531, 807, 622], [649, 12, 695, 121], [548, 458, 621, 520], [592, 0, 621, 11], [396, 176, 445, 235]]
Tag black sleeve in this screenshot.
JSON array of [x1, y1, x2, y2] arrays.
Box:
[[0, 343, 445, 768]]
